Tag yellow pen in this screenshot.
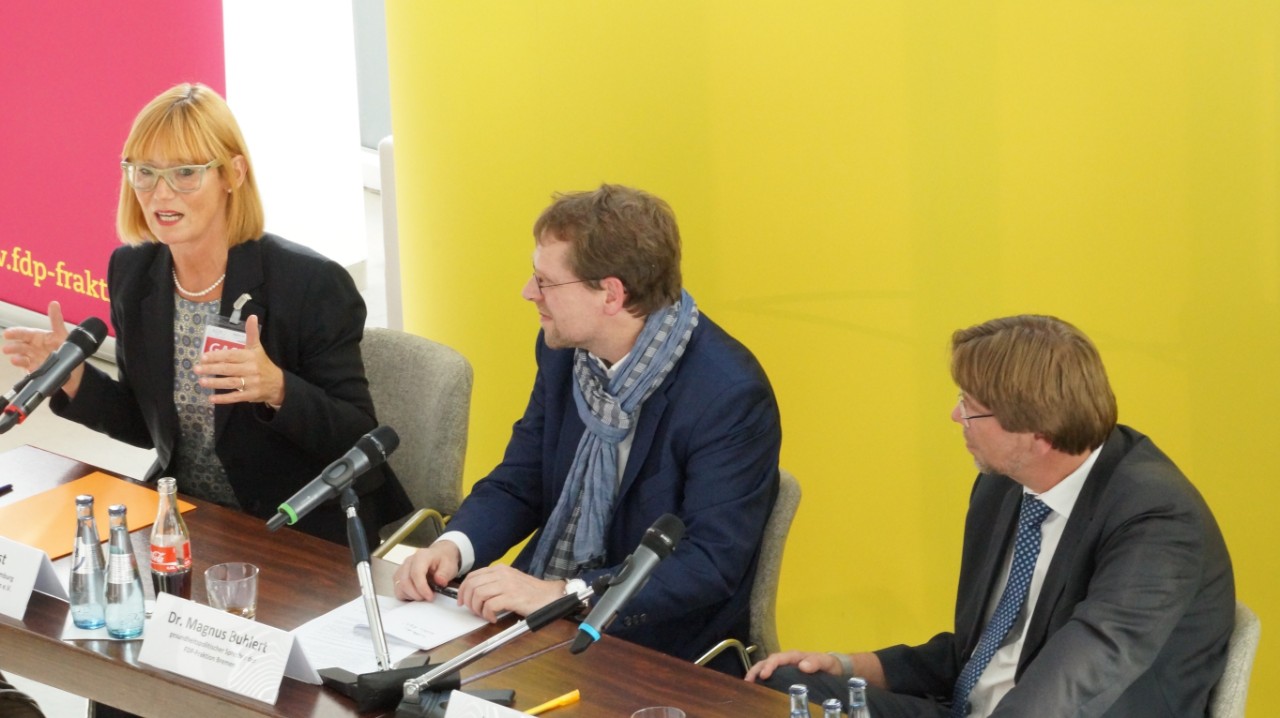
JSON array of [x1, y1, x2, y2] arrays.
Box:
[[525, 688, 581, 715]]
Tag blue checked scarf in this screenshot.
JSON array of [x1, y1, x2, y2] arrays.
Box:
[[529, 289, 699, 579]]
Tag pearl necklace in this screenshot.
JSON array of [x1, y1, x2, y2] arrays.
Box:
[[172, 268, 226, 298]]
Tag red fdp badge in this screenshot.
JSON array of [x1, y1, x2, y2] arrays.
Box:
[[202, 323, 247, 354]]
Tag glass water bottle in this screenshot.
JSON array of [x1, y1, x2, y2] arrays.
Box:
[[69, 494, 106, 629], [789, 684, 812, 718], [822, 698, 843, 718], [104, 504, 146, 639], [848, 677, 872, 718]]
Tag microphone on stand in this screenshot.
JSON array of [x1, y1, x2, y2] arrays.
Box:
[[265, 425, 399, 530], [569, 513, 685, 654], [0, 317, 108, 433], [390, 577, 610, 716]]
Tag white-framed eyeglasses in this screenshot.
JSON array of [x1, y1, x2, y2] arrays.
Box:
[[120, 159, 222, 193]]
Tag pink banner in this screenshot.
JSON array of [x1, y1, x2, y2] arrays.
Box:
[[0, 2, 225, 332]]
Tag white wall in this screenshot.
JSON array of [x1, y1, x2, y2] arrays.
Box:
[[222, 2, 367, 270]]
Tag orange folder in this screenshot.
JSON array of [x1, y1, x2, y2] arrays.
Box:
[[0, 472, 196, 560]]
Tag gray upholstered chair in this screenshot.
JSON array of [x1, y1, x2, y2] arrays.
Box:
[[359, 327, 472, 555], [1209, 600, 1261, 718], [695, 467, 802, 672]]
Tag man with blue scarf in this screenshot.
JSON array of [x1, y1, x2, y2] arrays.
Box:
[[393, 184, 782, 674]]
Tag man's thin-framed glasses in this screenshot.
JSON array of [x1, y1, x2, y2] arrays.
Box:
[[957, 394, 995, 428], [120, 159, 222, 193], [531, 274, 594, 293]]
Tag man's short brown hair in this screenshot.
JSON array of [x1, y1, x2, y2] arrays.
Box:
[[533, 184, 682, 317], [951, 315, 1117, 454]]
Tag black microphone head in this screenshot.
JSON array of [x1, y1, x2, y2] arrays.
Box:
[[357, 425, 400, 464], [371, 425, 399, 453], [69, 317, 109, 353], [640, 513, 685, 559], [569, 630, 594, 655], [589, 574, 612, 596]]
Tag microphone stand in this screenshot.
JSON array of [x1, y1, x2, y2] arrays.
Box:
[[317, 487, 431, 711], [345, 486, 391, 670], [394, 583, 600, 718]]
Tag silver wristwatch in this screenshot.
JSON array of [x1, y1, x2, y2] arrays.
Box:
[[563, 578, 588, 598], [828, 651, 855, 681]]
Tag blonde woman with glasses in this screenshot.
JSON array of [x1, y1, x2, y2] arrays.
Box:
[[3, 83, 410, 548]]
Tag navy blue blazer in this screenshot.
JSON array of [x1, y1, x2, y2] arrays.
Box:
[[52, 234, 411, 545], [447, 315, 782, 669], [875, 425, 1234, 717]]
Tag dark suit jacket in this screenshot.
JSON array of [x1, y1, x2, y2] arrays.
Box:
[[876, 425, 1234, 717], [446, 315, 782, 669], [52, 234, 411, 545]]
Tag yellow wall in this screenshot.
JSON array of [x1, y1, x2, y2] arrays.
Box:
[[386, 1, 1278, 711]]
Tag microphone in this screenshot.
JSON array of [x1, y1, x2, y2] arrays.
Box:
[[0, 374, 34, 412], [265, 425, 399, 531], [569, 513, 685, 654], [0, 317, 108, 434]]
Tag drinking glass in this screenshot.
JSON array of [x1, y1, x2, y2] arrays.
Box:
[[204, 562, 259, 620], [631, 708, 686, 718]]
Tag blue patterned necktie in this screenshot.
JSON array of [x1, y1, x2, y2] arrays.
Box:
[[950, 495, 1053, 718]]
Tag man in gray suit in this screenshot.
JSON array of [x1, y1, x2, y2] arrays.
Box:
[[748, 314, 1235, 717]]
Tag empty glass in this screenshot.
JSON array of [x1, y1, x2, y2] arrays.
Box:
[[631, 708, 686, 718], [204, 562, 259, 620]]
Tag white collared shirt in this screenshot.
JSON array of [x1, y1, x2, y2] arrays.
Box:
[[439, 350, 637, 574], [965, 445, 1102, 717]]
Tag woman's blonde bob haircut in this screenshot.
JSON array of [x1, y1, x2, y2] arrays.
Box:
[[116, 83, 264, 247]]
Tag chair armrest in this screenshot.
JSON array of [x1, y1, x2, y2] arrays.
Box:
[[373, 508, 447, 559]]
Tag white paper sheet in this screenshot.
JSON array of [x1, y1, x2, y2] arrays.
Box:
[[444, 689, 529, 717], [378, 543, 417, 565], [356, 594, 489, 651], [291, 596, 420, 675]]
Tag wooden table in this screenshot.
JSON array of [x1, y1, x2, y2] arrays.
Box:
[[0, 445, 788, 717]]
